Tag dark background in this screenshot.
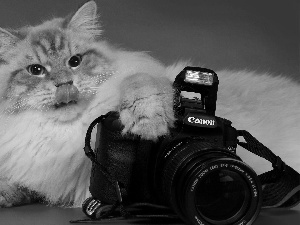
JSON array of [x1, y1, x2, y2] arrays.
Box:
[[0, 0, 299, 80]]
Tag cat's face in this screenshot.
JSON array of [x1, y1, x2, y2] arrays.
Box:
[[0, 1, 113, 122]]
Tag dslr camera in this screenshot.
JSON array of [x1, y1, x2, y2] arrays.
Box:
[[83, 67, 263, 225]]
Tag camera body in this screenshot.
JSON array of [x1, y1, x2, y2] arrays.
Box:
[[89, 67, 261, 225]]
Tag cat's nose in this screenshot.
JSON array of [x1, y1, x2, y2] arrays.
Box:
[[55, 83, 79, 105]]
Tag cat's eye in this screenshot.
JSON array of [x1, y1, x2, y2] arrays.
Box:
[[68, 54, 82, 69], [27, 64, 46, 76]]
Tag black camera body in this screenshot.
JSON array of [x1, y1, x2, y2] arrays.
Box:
[[89, 67, 262, 225]]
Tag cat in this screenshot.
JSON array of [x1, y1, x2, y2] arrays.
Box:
[[0, 1, 299, 208]]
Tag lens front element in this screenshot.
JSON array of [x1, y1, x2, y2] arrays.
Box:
[[195, 169, 250, 224], [183, 159, 262, 225]]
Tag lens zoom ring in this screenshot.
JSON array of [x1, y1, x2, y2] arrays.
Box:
[[162, 141, 222, 201]]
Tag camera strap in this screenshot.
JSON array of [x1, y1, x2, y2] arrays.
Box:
[[83, 114, 108, 166], [237, 130, 300, 209]]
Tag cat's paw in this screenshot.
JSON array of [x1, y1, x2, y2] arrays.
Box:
[[120, 99, 173, 140], [0, 195, 13, 208], [119, 74, 174, 141], [0, 180, 32, 207]]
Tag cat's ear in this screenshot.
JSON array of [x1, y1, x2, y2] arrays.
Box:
[[67, 1, 101, 38], [0, 28, 18, 53]]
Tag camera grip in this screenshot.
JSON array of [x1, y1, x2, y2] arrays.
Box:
[[89, 112, 153, 204]]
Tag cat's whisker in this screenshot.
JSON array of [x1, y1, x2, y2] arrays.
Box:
[[81, 89, 98, 93], [79, 88, 98, 98]]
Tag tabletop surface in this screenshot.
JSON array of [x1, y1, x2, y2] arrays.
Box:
[[0, 203, 299, 225]]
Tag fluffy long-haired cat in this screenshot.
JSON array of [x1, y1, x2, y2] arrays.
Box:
[[0, 1, 299, 208]]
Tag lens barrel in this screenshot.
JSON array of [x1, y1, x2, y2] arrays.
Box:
[[156, 140, 262, 225]]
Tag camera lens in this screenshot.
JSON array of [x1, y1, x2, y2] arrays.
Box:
[[195, 169, 250, 223], [156, 140, 262, 225]]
